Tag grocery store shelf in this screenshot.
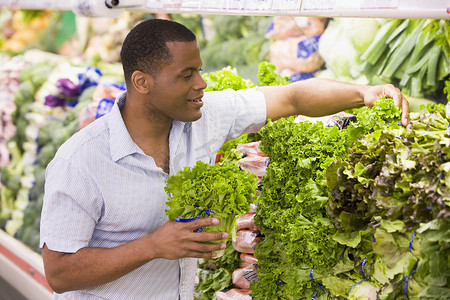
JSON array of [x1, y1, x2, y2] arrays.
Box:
[[0, 0, 449, 19], [0, 230, 52, 300]]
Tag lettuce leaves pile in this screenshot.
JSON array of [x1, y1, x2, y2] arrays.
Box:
[[327, 104, 450, 299], [202, 66, 256, 92], [252, 97, 449, 299]]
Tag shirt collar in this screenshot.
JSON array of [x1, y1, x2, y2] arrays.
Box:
[[109, 92, 142, 162], [108, 92, 191, 163]]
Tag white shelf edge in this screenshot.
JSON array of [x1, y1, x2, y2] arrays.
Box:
[[0, 230, 53, 299], [0, 0, 449, 19]]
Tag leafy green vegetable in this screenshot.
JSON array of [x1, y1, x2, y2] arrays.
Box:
[[202, 66, 256, 92], [327, 98, 449, 299], [194, 242, 240, 299], [165, 161, 258, 257], [362, 19, 450, 100], [253, 116, 350, 298], [251, 95, 437, 299], [257, 61, 290, 86], [413, 218, 450, 299]]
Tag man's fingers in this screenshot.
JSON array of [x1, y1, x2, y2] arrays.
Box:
[[176, 218, 228, 241], [185, 217, 219, 231], [182, 240, 227, 258], [191, 231, 229, 242], [383, 84, 410, 126], [401, 95, 410, 126]]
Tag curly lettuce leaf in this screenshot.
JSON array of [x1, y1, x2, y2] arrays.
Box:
[[202, 66, 256, 91], [165, 161, 258, 244]]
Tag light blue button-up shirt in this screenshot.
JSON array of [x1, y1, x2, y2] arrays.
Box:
[[40, 88, 266, 300]]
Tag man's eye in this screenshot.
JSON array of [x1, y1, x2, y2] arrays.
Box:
[[184, 73, 193, 79]]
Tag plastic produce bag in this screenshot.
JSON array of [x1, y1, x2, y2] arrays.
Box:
[[239, 253, 258, 268], [294, 111, 357, 130], [267, 17, 328, 80], [216, 288, 252, 300], [232, 229, 262, 254], [232, 266, 258, 289], [236, 213, 258, 231], [236, 141, 266, 157], [237, 141, 269, 178], [238, 155, 269, 178]]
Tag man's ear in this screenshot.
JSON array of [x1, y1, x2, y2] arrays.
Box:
[[131, 70, 153, 94]]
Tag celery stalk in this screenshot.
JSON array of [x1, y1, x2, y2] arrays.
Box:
[[406, 50, 433, 74], [437, 51, 450, 81], [426, 46, 441, 87], [404, 20, 436, 75], [360, 19, 402, 65], [381, 21, 424, 78], [385, 19, 409, 45]]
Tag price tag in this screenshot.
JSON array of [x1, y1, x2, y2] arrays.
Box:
[[202, 0, 227, 9], [361, 0, 398, 9], [302, 0, 335, 10], [245, 0, 272, 11], [162, 0, 182, 8], [272, 0, 301, 12], [227, 0, 245, 10], [181, 0, 201, 8], [146, 0, 163, 8]]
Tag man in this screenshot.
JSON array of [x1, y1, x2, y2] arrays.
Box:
[[40, 19, 409, 299]]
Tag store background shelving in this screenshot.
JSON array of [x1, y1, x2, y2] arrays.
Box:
[[0, 0, 449, 18]]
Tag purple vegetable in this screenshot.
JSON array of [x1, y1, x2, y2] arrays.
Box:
[[56, 78, 81, 97], [44, 95, 65, 107]]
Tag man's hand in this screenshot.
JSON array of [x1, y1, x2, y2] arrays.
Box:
[[42, 217, 227, 293], [362, 84, 410, 126], [148, 218, 228, 260]]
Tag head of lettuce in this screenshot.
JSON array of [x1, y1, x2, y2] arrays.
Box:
[[165, 160, 258, 257]]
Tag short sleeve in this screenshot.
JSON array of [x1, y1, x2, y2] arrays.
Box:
[[203, 88, 267, 142], [40, 157, 103, 253]]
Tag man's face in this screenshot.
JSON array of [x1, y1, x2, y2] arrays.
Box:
[[147, 40, 207, 123]]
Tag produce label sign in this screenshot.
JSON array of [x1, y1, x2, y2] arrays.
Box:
[[360, 0, 398, 9], [302, 0, 336, 10], [227, 0, 246, 10], [272, 0, 301, 12], [181, 0, 201, 8], [245, 0, 272, 11], [162, 0, 182, 8]]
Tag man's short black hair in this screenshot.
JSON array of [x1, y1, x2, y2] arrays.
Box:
[[120, 19, 197, 83]]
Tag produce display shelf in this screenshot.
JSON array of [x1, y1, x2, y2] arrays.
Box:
[[0, 0, 449, 19], [0, 230, 52, 300]]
